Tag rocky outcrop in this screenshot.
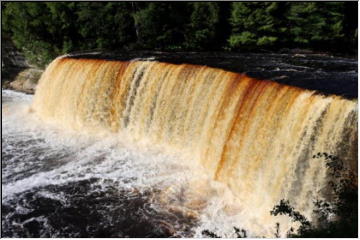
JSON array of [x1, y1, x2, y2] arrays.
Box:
[[2, 37, 43, 94], [8, 68, 43, 94]]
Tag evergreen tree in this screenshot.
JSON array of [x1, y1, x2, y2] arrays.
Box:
[[1, 2, 137, 66], [184, 2, 220, 50], [227, 2, 355, 52], [132, 2, 188, 49], [44, 3, 81, 53], [1, 1, 357, 67], [2, 2, 59, 66], [76, 2, 135, 51], [286, 2, 345, 49], [228, 2, 286, 50]]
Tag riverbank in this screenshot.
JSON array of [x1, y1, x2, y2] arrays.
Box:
[[2, 68, 43, 94]]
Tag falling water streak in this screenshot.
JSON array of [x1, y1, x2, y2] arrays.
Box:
[[31, 57, 357, 236]]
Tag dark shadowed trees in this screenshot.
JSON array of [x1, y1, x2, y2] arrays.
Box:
[[2, 2, 357, 67], [184, 2, 220, 50], [271, 153, 357, 238], [132, 2, 188, 49]]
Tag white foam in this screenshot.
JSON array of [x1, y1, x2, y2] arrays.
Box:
[[1, 89, 298, 237]]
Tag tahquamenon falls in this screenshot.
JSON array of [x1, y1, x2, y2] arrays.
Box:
[[2, 56, 358, 237]]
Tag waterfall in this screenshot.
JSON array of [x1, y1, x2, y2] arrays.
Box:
[[31, 56, 357, 236]]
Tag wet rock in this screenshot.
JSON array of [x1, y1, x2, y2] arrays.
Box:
[[9, 68, 43, 94], [1, 37, 42, 94]]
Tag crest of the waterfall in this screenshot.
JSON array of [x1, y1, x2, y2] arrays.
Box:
[[130, 57, 156, 62]]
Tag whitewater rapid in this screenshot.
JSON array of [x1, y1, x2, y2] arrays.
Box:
[[2, 89, 278, 237]]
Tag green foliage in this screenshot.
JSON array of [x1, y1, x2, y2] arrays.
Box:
[[2, 2, 59, 66], [75, 2, 136, 50], [1, 2, 357, 67], [228, 2, 284, 49], [2, 2, 135, 67], [228, 32, 256, 48], [228, 2, 356, 51], [286, 2, 344, 47], [184, 3, 220, 50], [132, 2, 188, 49], [270, 152, 358, 238]]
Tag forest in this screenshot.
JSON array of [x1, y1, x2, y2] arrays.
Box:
[[1, 2, 358, 67]]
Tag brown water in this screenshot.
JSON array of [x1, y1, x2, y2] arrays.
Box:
[[5, 56, 357, 237]]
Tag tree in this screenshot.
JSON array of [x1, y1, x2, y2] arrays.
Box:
[[227, 2, 356, 53], [1, 1, 357, 67], [228, 2, 286, 50], [286, 2, 345, 49], [76, 2, 136, 50], [2, 2, 59, 66], [270, 153, 357, 238], [1, 2, 136, 67], [184, 3, 220, 50], [132, 2, 188, 49]]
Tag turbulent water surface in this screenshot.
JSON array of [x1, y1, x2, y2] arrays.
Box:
[[2, 90, 246, 238], [1, 57, 357, 238]]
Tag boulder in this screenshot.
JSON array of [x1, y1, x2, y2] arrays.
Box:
[[9, 68, 43, 94]]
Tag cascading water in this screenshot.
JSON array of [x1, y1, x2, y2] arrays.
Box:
[[2, 56, 357, 237]]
